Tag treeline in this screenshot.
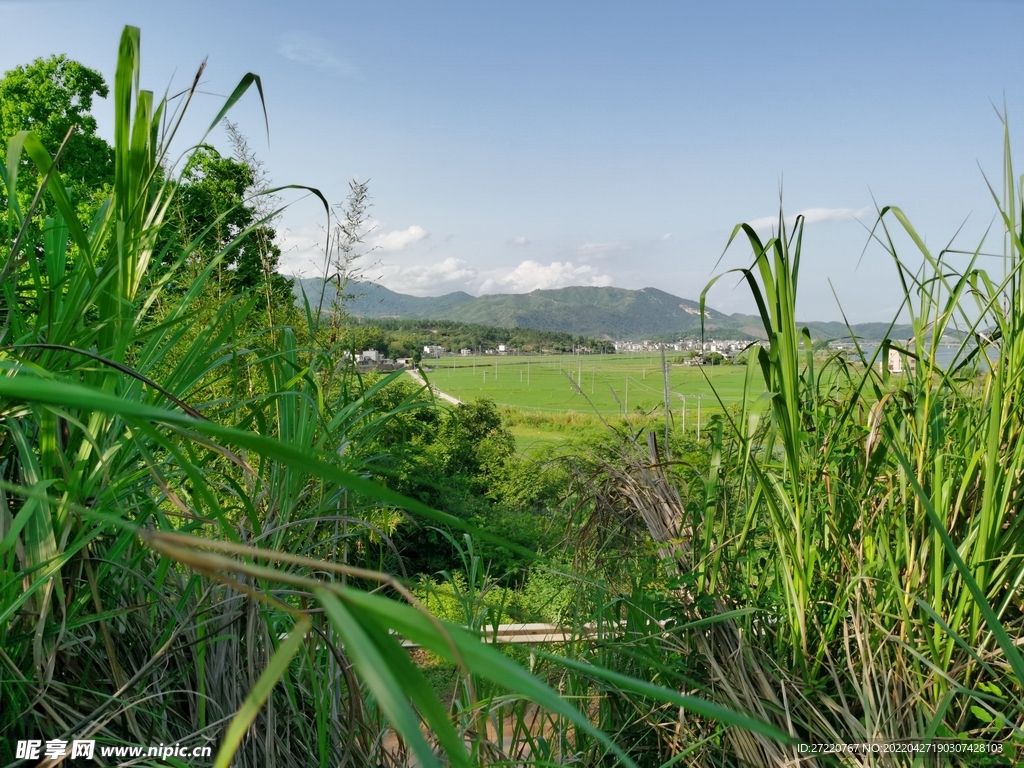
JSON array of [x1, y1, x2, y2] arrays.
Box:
[[0, 54, 297, 337], [340, 318, 617, 357]]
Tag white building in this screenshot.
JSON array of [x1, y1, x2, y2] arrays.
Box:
[[888, 346, 915, 374]]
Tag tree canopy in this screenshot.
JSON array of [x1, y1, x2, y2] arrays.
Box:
[[1, 55, 294, 327], [0, 55, 113, 199]]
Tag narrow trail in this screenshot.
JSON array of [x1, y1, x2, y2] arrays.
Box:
[[405, 368, 463, 405]]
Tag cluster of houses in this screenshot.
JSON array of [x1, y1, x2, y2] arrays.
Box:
[[346, 344, 522, 371], [347, 337, 921, 372], [612, 339, 756, 364], [426, 344, 512, 357], [456, 345, 512, 356], [613, 338, 915, 373], [344, 349, 409, 371], [347, 337, 922, 375]]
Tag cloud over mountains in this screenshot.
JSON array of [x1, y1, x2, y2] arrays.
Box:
[[480, 260, 612, 293]]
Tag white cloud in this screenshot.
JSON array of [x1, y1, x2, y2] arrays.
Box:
[[375, 258, 477, 294], [277, 226, 329, 276], [800, 207, 873, 225], [509, 236, 530, 246], [480, 260, 612, 294], [660, 233, 672, 241], [277, 222, 429, 277], [278, 33, 355, 76], [370, 225, 429, 251], [747, 207, 872, 233]]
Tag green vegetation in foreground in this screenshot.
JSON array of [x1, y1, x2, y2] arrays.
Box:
[[3, 25, 1023, 768], [0, 30, 784, 768]]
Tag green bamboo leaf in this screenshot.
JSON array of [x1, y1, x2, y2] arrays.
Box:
[[891, 446, 1024, 688], [316, 589, 443, 768], [353, 612, 473, 768], [8, 131, 90, 252], [213, 615, 311, 768], [0, 480, 54, 555], [538, 652, 793, 745], [336, 585, 641, 767], [205, 73, 268, 139], [0, 373, 540, 561]]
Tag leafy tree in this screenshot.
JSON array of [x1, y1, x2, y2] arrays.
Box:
[[172, 146, 253, 258], [159, 138, 294, 329], [434, 399, 514, 482], [0, 55, 113, 201], [0, 58, 292, 331]]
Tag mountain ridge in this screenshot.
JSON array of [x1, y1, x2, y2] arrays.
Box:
[[293, 278, 912, 340]]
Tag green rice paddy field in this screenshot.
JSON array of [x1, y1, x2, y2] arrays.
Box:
[[416, 353, 764, 450]]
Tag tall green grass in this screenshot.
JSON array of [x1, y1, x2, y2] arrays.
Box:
[[0, 27, 780, 767], [8, 23, 1019, 768], [546, 118, 1024, 764]]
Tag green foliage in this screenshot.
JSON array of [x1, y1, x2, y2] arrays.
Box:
[[158, 141, 294, 328], [0, 54, 113, 198], [0, 55, 114, 273], [339, 315, 615, 354], [0, 28, 872, 768], [414, 571, 522, 628], [364, 396, 564, 577], [520, 563, 582, 624]]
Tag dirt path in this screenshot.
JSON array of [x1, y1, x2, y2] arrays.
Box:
[[405, 368, 463, 405]]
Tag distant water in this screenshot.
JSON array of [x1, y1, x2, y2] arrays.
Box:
[[857, 344, 994, 371]]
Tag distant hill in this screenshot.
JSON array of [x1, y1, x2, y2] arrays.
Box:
[[728, 313, 916, 343], [292, 279, 914, 341], [442, 285, 740, 338], [293, 278, 475, 318]]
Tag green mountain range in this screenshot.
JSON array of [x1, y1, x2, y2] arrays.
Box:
[[293, 279, 911, 340]]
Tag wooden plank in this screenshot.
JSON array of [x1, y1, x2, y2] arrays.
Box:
[[399, 621, 640, 648]]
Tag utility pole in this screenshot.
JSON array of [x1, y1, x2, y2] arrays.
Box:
[[661, 348, 671, 460]]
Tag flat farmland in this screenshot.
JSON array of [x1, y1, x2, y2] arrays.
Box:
[[417, 353, 763, 423]]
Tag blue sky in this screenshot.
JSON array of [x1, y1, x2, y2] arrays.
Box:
[[3, 0, 1023, 320]]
